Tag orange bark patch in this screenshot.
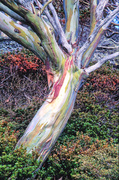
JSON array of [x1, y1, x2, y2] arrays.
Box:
[[66, 9, 73, 32]]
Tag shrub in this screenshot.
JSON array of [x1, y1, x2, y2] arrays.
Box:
[[37, 133, 118, 180], [0, 52, 40, 74], [0, 118, 40, 180], [0, 49, 47, 109]]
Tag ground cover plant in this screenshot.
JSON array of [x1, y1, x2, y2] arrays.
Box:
[[0, 49, 119, 179]]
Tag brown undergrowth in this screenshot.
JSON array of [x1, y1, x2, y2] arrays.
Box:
[[0, 49, 48, 109]]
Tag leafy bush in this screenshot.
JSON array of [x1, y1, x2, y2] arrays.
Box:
[[37, 133, 118, 180], [0, 51, 45, 74], [0, 118, 40, 180], [61, 106, 118, 140]]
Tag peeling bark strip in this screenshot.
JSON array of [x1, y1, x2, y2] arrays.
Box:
[[0, 0, 119, 169]]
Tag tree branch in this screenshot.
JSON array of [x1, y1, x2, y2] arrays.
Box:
[[97, 45, 119, 50], [0, 2, 25, 22], [90, 0, 109, 34], [96, 0, 109, 21], [40, 0, 52, 15], [85, 52, 119, 74], [77, 6, 119, 68], [101, 6, 119, 29], [1, 0, 66, 69], [17, 0, 34, 11], [36, 0, 57, 30], [63, 0, 79, 46], [90, 0, 98, 34], [0, 12, 47, 63], [42, 0, 72, 53]]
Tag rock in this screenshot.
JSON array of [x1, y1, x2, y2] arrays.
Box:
[[0, 39, 23, 54]]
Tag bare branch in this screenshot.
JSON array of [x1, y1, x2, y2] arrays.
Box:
[[111, 21, 119, 26], [64, 0, 79, 46], [0, 12, 47, 63], [36, 0, 57, 30], [101, 6, 119, 29], [77, 6, 119, 68], [90, 0, 109, 34], [97, 45, 119, 50], [107, 38, 119, 45], [80, 0, 89, 6], [1, 0, 66, 69], [44, 0, 73, 53], [31, 2, 37, 14], [90, 0, 98, 34], [17, 0, 34, 11], [0, 2, 25, 22], [96, 0, 109, 21], [40, 0, 52, 15], [85, 52, 119, 74]]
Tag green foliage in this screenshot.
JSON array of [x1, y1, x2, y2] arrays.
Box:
[[61, 106, 118, 141], [71, 145, 118, 180], [0, 105, 40, 139], [0, 118, 40, 180], [37, 134, 118, 180]]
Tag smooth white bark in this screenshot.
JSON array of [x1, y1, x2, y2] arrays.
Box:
[[85, 52, 119, 74]]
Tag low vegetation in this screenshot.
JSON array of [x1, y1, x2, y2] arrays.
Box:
[[0, 50, 118, 179]]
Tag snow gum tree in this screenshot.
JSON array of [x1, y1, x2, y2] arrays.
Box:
[[0, 0, 119, 168]]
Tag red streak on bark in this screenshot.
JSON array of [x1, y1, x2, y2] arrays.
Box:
[[50, 57, 73, 102]]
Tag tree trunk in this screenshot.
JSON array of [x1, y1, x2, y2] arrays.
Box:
[[0, 0, 118, 170], [16, 56, 87, 165]]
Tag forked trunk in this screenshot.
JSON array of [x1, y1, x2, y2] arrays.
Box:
[[16, 56, 87, 165]]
